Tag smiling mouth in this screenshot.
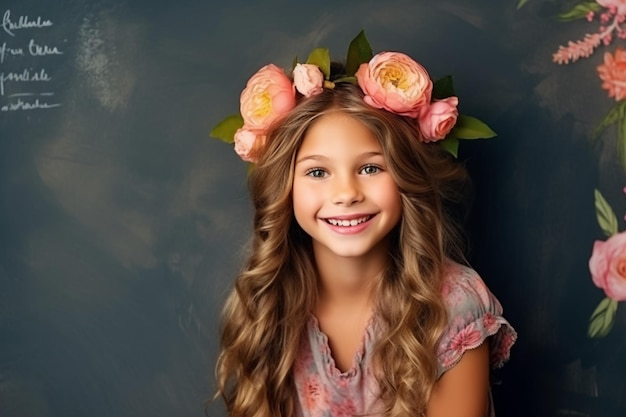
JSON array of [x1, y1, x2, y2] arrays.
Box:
[[325, 216, 372, 227]]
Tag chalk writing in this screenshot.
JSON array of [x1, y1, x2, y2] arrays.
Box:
[[0, 42, 24, 63], [0, 69, 52, 96], [28, 39, 63, 57], [1, 9, 62, 112], [1, 10, 53, 37], [1, 95, 60, 111]]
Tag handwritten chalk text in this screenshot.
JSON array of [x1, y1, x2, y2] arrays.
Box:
[[0, 42, 24, 64], [1, 10, 53, 37], [0, 40, 63, 64], [0, 11, 61, 112], [28, 39, 63, 56], [0, 69, 52, 96], [1, 96, 61, 111]]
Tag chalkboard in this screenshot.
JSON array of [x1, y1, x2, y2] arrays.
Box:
[[2, 1, 626, 416]]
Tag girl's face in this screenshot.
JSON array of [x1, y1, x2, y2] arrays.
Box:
[[292, 112, 402, 263]]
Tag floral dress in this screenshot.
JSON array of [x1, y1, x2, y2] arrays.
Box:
[[293, 261, 517, 417]]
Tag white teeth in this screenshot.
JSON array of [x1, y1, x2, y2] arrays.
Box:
[[327, 216, 369, 226]]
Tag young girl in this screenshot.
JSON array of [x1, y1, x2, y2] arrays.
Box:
[[212, 33, 516, 417]]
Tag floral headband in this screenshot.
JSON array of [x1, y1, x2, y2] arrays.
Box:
[[210, 31, 496, 163]]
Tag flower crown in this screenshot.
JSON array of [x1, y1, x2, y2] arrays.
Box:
[[210, 30, 496, 163]]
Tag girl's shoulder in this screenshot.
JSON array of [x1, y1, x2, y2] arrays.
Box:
[[437, 260, 517, 377], [440, 261, 498, 311]]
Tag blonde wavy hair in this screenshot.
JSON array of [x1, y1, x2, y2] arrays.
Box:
[[216, 82, 471, 417]]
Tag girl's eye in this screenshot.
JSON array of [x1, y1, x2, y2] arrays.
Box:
[[306, 168, 327, 178], [360, 164, 380, 175]]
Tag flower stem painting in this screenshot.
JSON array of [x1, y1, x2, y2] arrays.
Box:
[[588, 189, 625, 337], [519, 1, 626, 339], [551, 1, 626, 171]]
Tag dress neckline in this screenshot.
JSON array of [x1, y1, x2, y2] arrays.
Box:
[[307, 314, 378, 379]]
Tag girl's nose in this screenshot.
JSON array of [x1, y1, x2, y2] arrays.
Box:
[[331, 176, 363, 206]]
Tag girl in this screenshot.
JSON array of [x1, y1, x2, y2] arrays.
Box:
[[212, 34, 516, 417]]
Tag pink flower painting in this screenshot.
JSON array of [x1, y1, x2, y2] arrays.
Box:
[[587, 189, 624, 337], [598, 47, 626, 100], [544, 2, 626, 174], [589, 230, 626, 301]]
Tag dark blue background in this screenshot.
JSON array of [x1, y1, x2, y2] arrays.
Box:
[[1, 0, 625, 416]]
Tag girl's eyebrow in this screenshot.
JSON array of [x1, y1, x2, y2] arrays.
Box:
[[295, 155, 328, 164], [295, 151, 383, 164]]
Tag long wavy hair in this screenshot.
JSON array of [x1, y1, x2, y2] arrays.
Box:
[[216, 80, 471, 417]]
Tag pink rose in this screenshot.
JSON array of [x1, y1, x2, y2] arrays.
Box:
[[239, 64, 296, 130], [233, 128, 266, 163], [355, 51, 433, 117], [597, 0, 626, 16], [417, 96, 459, 142], [293, 63, 324, 97], [589, 230, 626, 301]]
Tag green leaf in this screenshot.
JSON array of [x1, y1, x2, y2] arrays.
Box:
[[332, 76, 357, 85], [439, 136, 459, 158], [432, 75, 455, 100], [306, 48, 330, 79], [449, 115, 497, 140], [588, 297, 618, 338], [594, 189, 619, 237], [593, 101, 626, 139], [557, 2, 602, 21], [209, 114, 244, 144], [517, 0, 529, 9], [346, 30, 373, 77]]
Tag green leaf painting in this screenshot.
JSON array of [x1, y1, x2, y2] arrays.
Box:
[[557, 2, 602, 22], [594, 189, 619, 237], [588, 297, 618, 338], [593, 101, 626, 139], [620, 116, 626, 172]]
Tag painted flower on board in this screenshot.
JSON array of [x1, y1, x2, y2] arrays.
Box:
[[597, 47, 626, 101], [597, 0, 626, 16], [239, 64, 296, 130], [356, 51, 433, 117], [417, 96, 459, 142], [293, 63, 324, 97], [589, 230, 626, 301]]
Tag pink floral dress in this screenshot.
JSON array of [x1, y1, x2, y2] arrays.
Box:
[[293, 261, 517, 417]]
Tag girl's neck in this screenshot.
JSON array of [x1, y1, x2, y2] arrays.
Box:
[[313, 247, 387, 306]]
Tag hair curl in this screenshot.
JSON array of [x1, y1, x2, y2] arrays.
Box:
[[216, 81, 471, 417]]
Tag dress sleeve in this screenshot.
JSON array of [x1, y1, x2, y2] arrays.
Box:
[[436, 262, 517, 378]]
